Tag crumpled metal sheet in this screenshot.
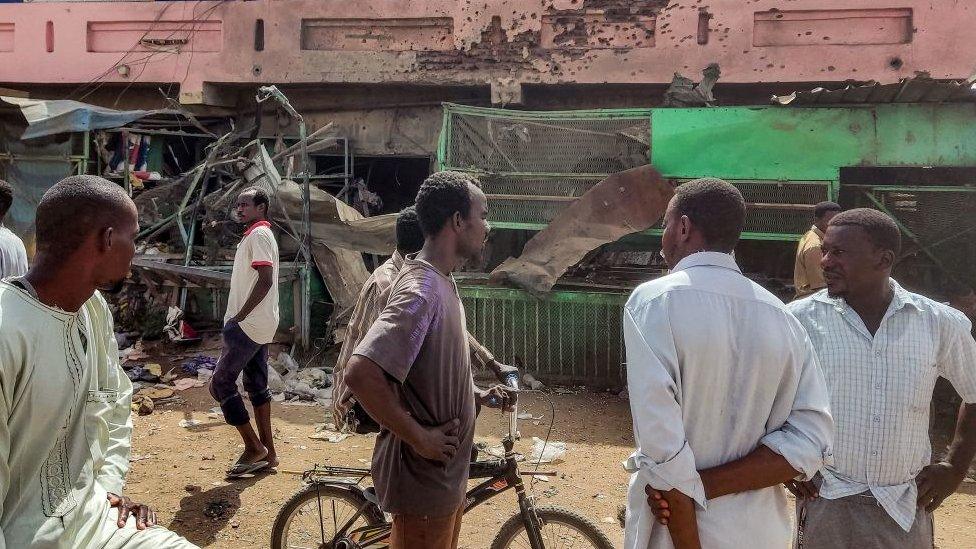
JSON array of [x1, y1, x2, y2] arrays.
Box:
[[1, 96, 175, 139], [489, 165, 672, 295], [274, 180, 396, 255], [273, 180, 396, 309]]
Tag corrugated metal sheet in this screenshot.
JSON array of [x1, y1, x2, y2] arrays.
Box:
[[772, 76, 976, 105]]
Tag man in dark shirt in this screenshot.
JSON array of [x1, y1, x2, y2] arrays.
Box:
[[344, 171, 513, 549]]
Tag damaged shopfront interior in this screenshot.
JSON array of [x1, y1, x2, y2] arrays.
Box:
[[3, 76, 976, 391]]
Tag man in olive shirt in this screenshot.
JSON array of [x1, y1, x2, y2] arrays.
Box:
[[794, 201, 842, 299], [344, 171, 513, 549]]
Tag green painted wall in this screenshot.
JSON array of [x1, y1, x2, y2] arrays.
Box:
[[650, 104, 976, 181]]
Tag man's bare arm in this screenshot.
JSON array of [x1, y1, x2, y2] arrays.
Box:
[[917, 403, 976, 512], [651, 487, 701, 549], [344, 355, 459, 463], [230, 265, 273, 323], [700, 445, 802, 500]]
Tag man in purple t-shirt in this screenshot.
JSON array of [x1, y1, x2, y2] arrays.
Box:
[[344, 171, 514, 549]]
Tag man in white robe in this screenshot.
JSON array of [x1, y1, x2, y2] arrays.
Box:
[[0, 175, 197, 548]]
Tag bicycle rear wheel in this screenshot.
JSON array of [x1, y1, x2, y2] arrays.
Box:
[[490, 506, 615, 549], [270, 484, 385, 549]]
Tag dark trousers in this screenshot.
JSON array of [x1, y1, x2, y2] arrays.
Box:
[[209, 320, 272, 426]]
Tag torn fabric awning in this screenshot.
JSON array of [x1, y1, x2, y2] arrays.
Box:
[[1, 96, 177, 139]]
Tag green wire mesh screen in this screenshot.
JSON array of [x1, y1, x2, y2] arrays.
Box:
[[648, 180, 832, 239], [845, 186, 976, 285], [439, 103, 651, 229], [460, 285, 627, 388]]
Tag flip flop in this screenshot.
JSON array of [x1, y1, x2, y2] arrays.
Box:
[[226, 460, 269, 479]]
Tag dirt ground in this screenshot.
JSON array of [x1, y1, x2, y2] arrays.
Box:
[[126, 383, 976, 549]]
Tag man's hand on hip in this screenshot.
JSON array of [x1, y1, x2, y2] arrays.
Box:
[[916, 461, 966, 512], [411, 418, 461, 464], [107, 492, 157, 530]]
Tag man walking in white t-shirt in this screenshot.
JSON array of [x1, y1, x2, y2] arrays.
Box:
[[209, 186, 280, 478]]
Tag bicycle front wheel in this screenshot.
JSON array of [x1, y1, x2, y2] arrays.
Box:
[[270, 484, 385, 549], [490, 506, 615, 549]]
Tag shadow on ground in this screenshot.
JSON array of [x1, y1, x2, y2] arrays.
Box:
[[167, 473, 272, 546]]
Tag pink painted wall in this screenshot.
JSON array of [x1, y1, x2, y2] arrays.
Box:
[[0, 1, 971, 105]]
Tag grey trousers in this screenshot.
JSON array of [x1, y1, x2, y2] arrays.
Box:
[[796, 492, 933, 549]]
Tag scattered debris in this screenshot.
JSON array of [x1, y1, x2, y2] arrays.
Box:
[[129, 453, 155, 462], [543, 486, 559, 498], [663, 63, 721, 107], [182, 355, 217, 375], [197, 368, 214, 383], [522, 374, 544, 391], [131, 395, 154, 416], [532, 475, 550, 482], [121, 341, 149, 363], [178, 419, 202, 429], [531, 438, 567, 464], [203, 499, 232, 519], [308, 423, 350, 443], [125, 366, 160, 383], [173, 378, 206, 391]]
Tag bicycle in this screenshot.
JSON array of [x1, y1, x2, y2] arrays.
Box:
[[270, 382, 614, 549]]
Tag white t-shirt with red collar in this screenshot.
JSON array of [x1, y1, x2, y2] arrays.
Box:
[[225, 220, 279, 344]]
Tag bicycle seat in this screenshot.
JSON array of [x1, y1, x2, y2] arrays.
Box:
[[363, 486, 380, 506]]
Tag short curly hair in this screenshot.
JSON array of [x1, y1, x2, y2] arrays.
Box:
[[35, 175, 133, 256], [415, 171, 480, 237], [814, 201, 842, 219], [828, 208, 901, 256], [0, 179, 12, 219], [240, 186, 270, 216], [671, 178, 746, 253], [395, 206, 425, 254]]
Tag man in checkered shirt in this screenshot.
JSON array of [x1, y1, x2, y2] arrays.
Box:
[[787, 208, 976, 548]]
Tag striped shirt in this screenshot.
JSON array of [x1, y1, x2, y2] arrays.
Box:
[[789, 280, 976, 531], [332, 252, 495, 425]]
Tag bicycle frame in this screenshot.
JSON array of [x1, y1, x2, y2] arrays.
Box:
[[298, 384, 558, 549]]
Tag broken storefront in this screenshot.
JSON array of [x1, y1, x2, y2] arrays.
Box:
[[4, 79, 976, 390]]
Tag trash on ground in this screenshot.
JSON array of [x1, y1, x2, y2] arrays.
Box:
[[522, 374, 544, 391], [530, 437, 567, 464], [197, 368, 214, 383], [308, 424, 350, 443], [121, 341, 149, 363], [178, 419, 202, 428], [173, 378, 206, 391], [182, 355, 217, 375], [129, 453, 154, 462], [131, 396, 154, 416]]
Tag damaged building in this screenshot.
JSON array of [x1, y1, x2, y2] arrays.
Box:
[[2, 1, 976, 387]]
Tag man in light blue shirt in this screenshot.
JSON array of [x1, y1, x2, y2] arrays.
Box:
[[625, 178, 833, 549]]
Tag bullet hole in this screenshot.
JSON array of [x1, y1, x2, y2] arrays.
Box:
[[827, 66, 836, 71], [889, 57, 904, 70]]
